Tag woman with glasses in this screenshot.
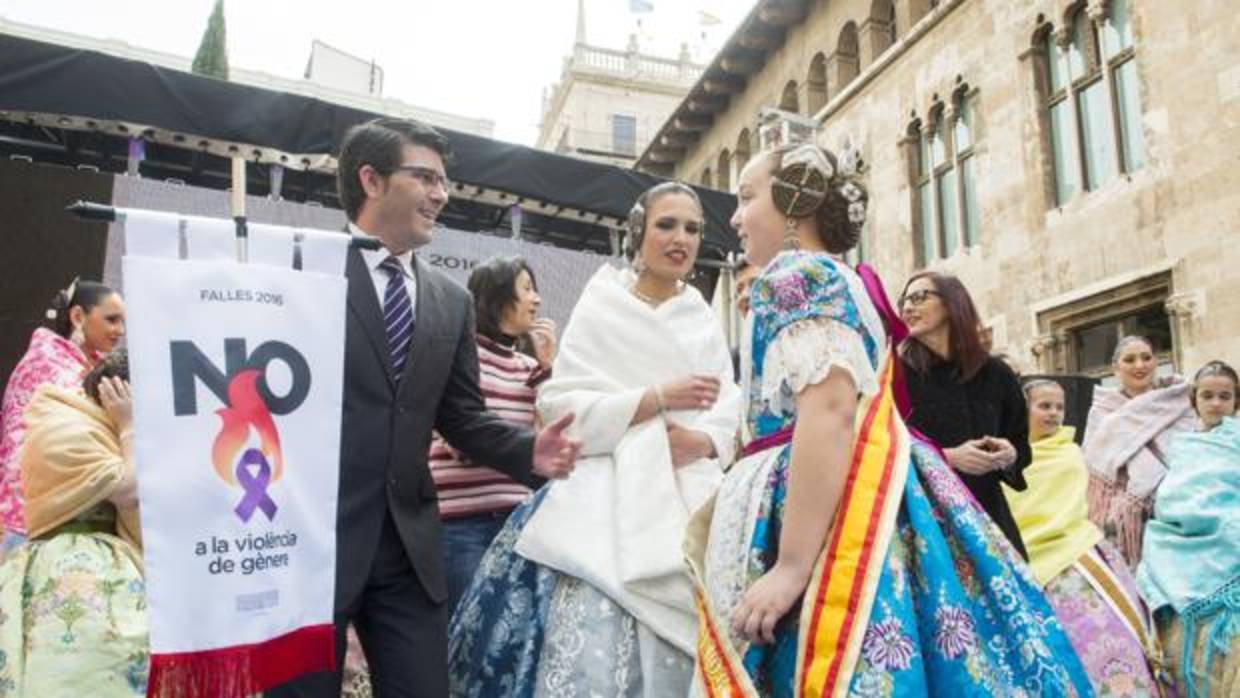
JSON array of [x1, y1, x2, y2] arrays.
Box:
[[899, 271, 1032, 557]]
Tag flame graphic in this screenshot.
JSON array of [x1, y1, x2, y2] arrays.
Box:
[[211, 369, 284, 485]]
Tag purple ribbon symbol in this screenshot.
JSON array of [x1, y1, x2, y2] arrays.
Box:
[[234, 447, 278, 522]]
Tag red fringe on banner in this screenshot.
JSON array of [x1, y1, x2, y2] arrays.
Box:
[[147, 623, 335, 698]]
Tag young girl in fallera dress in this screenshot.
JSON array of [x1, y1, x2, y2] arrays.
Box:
[[1138, 360, 1240, 698], [687, 143, 1092, 697], [1005, 379, 1166, 695]]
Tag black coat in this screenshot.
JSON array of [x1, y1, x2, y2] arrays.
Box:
[[336, 248, 534, 608], [902, 355, 1031, 559]]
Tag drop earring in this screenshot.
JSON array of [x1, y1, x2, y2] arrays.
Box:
[[781, 217, 801, 251]]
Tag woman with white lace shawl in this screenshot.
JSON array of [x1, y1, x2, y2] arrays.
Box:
[[447, 182, 742, 697]]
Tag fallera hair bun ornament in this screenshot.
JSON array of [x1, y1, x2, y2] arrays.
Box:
[[63, 276, 80, 304], [836, 139, 863, 177], [771, 144, 833, 219], [624, 200, 647, 263], [627, 201, 646, 237], [45, 275, 80, 322], [847, 200, 867, 225]]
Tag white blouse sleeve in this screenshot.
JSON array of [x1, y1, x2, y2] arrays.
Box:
[[761, 317, 879, 403]]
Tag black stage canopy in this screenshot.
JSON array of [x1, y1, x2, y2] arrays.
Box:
[[0, 32, 739, 256]]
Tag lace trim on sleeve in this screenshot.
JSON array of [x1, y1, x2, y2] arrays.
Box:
[[761, 317, 879, 403]]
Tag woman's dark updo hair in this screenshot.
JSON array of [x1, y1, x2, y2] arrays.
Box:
[[83, 350, 129, 406], [766, 144, 868, 255], [468, 256, 538, 344], [45, 278, 116, 338], [624, 181, 703, 261]]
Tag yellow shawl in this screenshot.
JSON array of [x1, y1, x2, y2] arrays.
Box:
[[19, 385, 142, 562], [1003, 426, 1102, 586]]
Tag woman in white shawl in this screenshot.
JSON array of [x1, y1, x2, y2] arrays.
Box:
[[447, 182, 741, 697], [1083, 335, 1196, 570]]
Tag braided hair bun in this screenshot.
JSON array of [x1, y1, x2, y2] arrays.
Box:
[[769, 144, 868, 255]]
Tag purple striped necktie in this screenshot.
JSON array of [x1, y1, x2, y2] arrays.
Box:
[[379, 256, 414, 382]]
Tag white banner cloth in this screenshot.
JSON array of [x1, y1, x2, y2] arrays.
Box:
[[121, 208, 346, 697]]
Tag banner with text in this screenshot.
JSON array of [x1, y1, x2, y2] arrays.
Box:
[[122, 210, 346, 697]]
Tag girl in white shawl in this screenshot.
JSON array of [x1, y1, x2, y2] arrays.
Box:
[[447, 182, 742, 697]]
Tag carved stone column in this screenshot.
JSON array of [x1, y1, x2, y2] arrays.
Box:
[[1030, 331, 1072, 373], [1165, 291, 1202, 372], [1030, 333, 1061, 373]]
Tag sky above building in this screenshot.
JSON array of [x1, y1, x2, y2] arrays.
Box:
[[0, 0, 755, 144]]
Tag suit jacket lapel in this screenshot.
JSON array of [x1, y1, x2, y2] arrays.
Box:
[[346, 247, 396, 389], [397, 254, 438, 397]]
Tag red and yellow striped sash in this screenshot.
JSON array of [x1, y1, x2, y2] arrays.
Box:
[[795, 350, 909, 696], [688, 349, 910, 697], [692, 579, 760, 697]]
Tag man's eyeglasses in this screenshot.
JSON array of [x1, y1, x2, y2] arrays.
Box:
[[391, 165, 451, 192], [899, 289, 940, 310]]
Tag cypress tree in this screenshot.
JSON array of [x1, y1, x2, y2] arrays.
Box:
[[191, 0, 230, 80]]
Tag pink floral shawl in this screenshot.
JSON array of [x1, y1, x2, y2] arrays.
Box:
[[0, 328, 95, 535]]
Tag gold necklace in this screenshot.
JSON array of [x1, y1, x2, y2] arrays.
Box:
[[632, 282, 681, 307], [633, 288, 658, 305]]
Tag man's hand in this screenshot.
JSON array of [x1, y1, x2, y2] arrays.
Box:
[[532, 413, 581, 479]]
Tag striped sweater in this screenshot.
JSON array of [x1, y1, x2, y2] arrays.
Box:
[[429, 334, 549, 519]]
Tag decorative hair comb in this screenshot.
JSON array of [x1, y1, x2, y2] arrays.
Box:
[[46, 275, 81, 320], [771, 144, 832, 218]]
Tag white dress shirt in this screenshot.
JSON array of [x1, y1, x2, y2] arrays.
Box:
[[348, 223, 418, 324]]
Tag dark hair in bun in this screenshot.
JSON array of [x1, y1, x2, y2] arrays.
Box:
[[46, 278, 115, 338], [766, 144, 867, 255]]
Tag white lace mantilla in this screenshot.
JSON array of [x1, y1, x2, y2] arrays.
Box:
[[760, 317, 879, 405], [535, 575, 693, 697]]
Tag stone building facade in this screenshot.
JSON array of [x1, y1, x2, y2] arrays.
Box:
[[638, 0, 1240, 381], [537, 3, 704, 167]]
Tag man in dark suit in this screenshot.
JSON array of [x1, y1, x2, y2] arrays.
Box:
[[269, 118, 580, 697]]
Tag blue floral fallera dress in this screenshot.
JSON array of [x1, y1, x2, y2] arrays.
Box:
[[446, 265, 738, 697], [447, 488, 695, 697], [698, 252, 1093, 697]]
